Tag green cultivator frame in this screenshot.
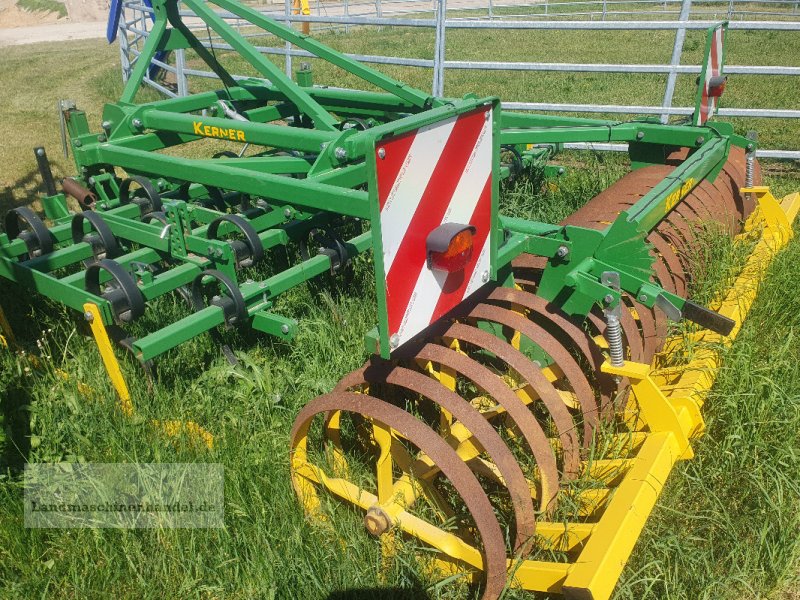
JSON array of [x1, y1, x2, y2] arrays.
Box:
[[2, 3, 798, 599]]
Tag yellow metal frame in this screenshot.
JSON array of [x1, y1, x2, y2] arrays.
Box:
[[292, 188, 800, 600]]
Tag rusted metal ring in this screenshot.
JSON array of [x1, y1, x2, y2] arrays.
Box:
[[417, 341, 561, 511], [443, 322, 582, 479], [468, 302, 599, 445], [289, 391, 509, 599], [347, 361, 537, 551]]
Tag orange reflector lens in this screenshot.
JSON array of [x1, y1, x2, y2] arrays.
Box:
[[708, 75, 727, 98], [429, 228, 474, 273]]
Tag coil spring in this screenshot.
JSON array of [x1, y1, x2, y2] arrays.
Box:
[[606, 313, 624, 367], [745, 152, 755, 188]]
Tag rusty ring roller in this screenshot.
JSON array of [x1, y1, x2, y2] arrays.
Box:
[[468, 302, 599, 445], [342, 360, 537, 552], [290, 391, 509, 600], [415, 341, 561, 512], [441, 321, 581, 480]]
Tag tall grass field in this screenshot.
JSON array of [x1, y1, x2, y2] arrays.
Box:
[[1, 20, 799, 600]]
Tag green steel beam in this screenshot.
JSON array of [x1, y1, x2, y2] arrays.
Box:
[[182, 0, 339, 131], [623, 137, 729, 233], [90, 145, 371, 218], [211, 0, 437, 110], [139, 109, 337, 153]]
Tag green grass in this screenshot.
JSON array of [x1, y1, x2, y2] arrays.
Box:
[[1, 24, 800, 600], [15, 0, 66, 18]]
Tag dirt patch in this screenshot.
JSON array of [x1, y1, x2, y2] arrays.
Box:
[[0, 0, 63, 28], [62, 0, 108, 23]]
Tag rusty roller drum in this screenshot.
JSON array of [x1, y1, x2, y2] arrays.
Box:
[[289, 151, 756, 597]]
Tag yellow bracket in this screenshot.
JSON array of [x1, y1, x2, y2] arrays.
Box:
[[601, 360, 700, 459], [82, 303, 134, 416], [292, 0, 310, 34], [741, 186, 799, 246]]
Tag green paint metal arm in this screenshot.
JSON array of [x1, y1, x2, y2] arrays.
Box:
[[139, 109, 337, 153], [91, 145, 371, 218], [120, 17, 168, 103], [622, 136, 729, 232], [210, 0, 437, 110], [181, 0, 339, 131]]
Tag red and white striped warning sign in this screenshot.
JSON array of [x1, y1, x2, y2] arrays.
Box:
[[375, 104, 494, 351], [695, 25, 725, 126]]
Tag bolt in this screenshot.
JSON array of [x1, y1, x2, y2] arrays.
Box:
[[283, 208, 292, 218], [389, 333, 400, 349], [334, 146, 347, 161], [695, 136, 704, 145], [556, 245, 569, 258], [377, 147, 386, 160], [158, 179, 167, 190], [83, 311, 94, 323], [74, 140, 82, 147], [88, 177, 96, 186], [97, 134, 106, 142], [101, 120, 112, 131], [364, 506, 392, 537], [481, 270, 489, 283], [558, 167, 565, 175], [280, 324, 290, 334], [604, 294, 614, 304], [746, 143, 755, 152], [36, 148, 45, 157], [636, 131, 645, 140], [639, 294, 648, 302], [132, 118, 143, 129]]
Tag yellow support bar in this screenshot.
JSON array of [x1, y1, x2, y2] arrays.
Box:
[[82, 303, 134, 417], [0, 302, 16, 348], [560, 432, 682, 600]]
